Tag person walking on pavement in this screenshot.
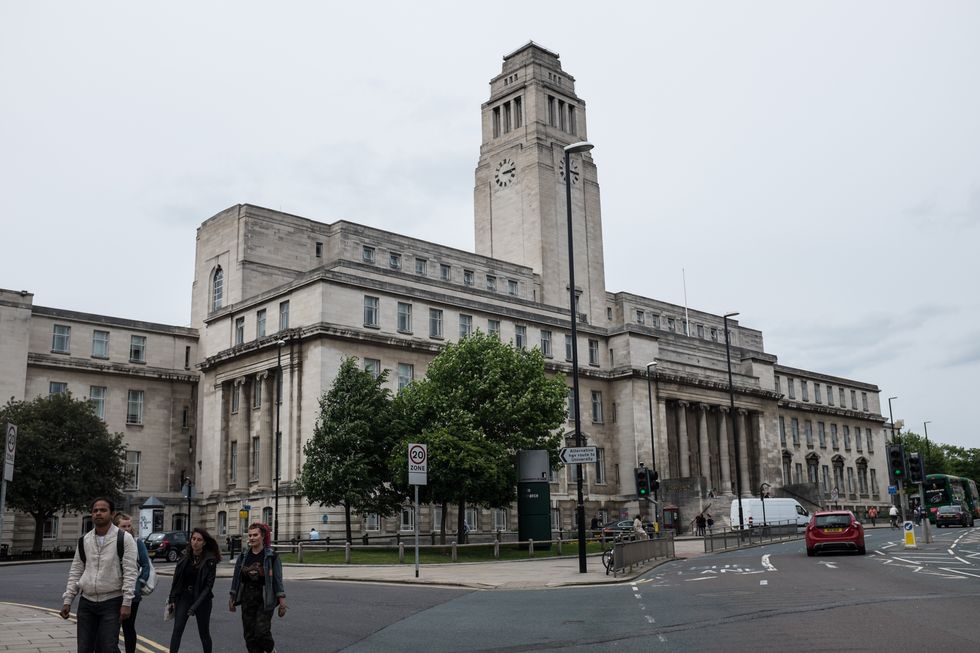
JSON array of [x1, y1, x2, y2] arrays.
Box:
[[167, 527, 220, 653], [868, 506, 878, 527], [113, 513, 150, 653], [229, 522, 287, 653], [632, 516, 647, 539], [889, 504, 899, 528], [60, 497, 138, 653]]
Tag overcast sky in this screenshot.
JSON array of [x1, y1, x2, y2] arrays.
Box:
[[2, 2, 978, 449]]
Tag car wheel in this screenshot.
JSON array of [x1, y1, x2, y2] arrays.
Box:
[[166, 549, 178, 562], [858, 546, 866, 555], [806, 548, 815, 557]]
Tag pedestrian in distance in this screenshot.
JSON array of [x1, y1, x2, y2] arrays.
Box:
[[167, 527, 220, 653], [889, 504, 899, 528], [60, 497, 138, 653], [309, 527, 320, 541], [113, 513, 151, 653], [632, 515, 647, 539], [695, 514, 706, 536], [706, 514, 714, 534], [229, 522, 287, 653], [867, 506, 878, 527], [590, 514, 600, 532]]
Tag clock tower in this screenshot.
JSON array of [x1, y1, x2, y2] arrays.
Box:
[[474, 42, 607, 323]]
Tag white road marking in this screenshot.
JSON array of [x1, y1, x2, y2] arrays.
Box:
[[658, 634, 667, 642], [634, 593, 642, 599], [953, 557, 972, 565], [645, 615, 656, 624], [761, 554, 777, 571], [685, 576, 716, 582], [892, 557, 920, 564], [817, 561, 838, 569], [760, 580, 768, 586], [939, 567, 980, 579]]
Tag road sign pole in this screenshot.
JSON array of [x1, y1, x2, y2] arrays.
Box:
[[414, 485, 420, 578], [2, 424, 17, 547], [0, 479, 7, 546]]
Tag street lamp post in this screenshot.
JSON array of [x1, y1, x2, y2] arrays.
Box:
[[274, 338, 286, 543], [923, 421, 931, 473], [645, 361, 659, 527], [887, 397, 898, 444], [759, 483, 771, 527], [723, 312, 744, 531], [564, 140, 593, 574], [886, 396, 903, 521]]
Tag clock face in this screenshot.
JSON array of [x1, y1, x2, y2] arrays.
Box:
[[494, 158, 517, 187], [559, 157, 580, 184]]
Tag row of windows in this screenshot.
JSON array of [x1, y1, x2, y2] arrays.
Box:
[[547, 94, 577, 134], [779, 417, 875, 453], [633, 310, 729, 342], [363, 296, 602, 365], [777, 376, 870, 412], [47, 383, 190, 430], [233, 301, 290, 346], [361, 248, 522, 297], [226, 436, 272, 486], [50, 324, 171, 365], [786, 459, 879, 498], [491, 96, 523, 138]]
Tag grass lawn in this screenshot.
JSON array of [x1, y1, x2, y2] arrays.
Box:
[[278, 540, 607, 565]]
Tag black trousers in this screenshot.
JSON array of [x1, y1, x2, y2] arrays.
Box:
[[169, 590, 213, 653], [77, 595, 122, 653], [119, 599, 141, 653], [241, 585, 275, 653]]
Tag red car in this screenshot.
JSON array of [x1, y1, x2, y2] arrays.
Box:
[[805, 510, 865, 556]]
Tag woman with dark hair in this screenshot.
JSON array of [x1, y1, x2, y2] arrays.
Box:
[[229, 522, 287, 653], [167, 527, 220, 653]]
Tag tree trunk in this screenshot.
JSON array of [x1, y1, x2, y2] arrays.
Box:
[[343, 502, 352, 544], [31, 512, 47, 552], [439, 501, 447, 545], [456, 499, 466, 544]]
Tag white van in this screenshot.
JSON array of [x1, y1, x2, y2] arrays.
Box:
[[729, 498, 810, 529]]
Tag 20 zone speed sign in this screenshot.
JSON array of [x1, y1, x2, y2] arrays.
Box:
[[408, 443, 427, 486]]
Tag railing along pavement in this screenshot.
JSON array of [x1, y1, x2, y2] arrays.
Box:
[[703, 521, 801, 553], [606, 533, 676, 577]]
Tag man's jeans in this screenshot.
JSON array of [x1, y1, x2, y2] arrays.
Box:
[[77, 595, 122, 653]]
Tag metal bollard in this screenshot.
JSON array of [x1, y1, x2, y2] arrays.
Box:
[[451, 541, 457, 562], [494, 540, 500, 559], [345, 541, 351, 564], [529, 539, 534, 557], [297, 542, 304, 563], [557, 537, 562, 556], [398, 542, 405, 563]]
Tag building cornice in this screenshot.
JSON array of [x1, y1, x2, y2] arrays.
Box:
[[28, 352, 199, 383]]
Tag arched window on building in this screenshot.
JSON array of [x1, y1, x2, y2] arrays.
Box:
[[832, 455, 845, 497], [806, 453, 819, 485], [856, 458, 870, 496], [212, 266, 224, 311], [781, 451, 792, 486]]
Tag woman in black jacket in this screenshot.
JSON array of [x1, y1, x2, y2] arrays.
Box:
[[167, 527, 221, 653]]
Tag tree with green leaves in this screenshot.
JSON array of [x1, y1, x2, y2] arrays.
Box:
[[390, 331, 567, 542], [0, 393, 129, 551], [300, 357, 402, 543]]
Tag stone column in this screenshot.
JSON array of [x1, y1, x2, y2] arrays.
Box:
[[698, 404, 711, 491], [257, 371, 273, 489], [718, 407, 732, 494], [677, 401, 690, 477], [738, 409, 751, 497], [235, 377, 250, 487], [657, 399, 669, 479]]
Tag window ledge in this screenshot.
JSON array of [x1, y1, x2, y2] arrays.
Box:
[[129, 359, 146, 365], [364, 323, 380, 330]]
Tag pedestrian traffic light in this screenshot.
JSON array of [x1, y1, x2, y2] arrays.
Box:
[[635, 466, 651, 497], [887, 444, 907, 484], [650, 469, 660, 493], [908, 452, 925, 484]]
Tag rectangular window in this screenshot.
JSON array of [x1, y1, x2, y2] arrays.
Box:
[[856, 427, 863, 452], [801, 381, 809, 402], [850, 390, 857, 409], [397, 302, 412, 333], [92, 330, 109, 358], [493, 508, 507, 531], [463, 269, 474, 286], [235, 317, 245, 345], [710, 327, 717, 341], [791, 418, 800, 446], [867, 429, 874, 453], [861, 392, 869, 412], [514, 96, 522, 128], [397, 363, 414, 391], [389, 252, 401, 269], [315, 241, 323, 258], [486, 275, 496, 291], [279, 301, 290, 331], [364, 358, 381, 379], [43, 515, 59, 539], [871, 469, 879, 495], [231, 384, 240, 413], [507, 279, 518, 296], [565, 335, 573, 361], [400, 507, 415, 532], [184, 345, 190, 369], [827, 385, 834, 406], [588, 339, 599, 366], [697, 324, 704, 338], [779, 417, 787, 446], [440, 263, 451, 281], [794, 463, 803, 484], [515, 325, 527, 349], [415, 258, 427, 275], [488, 319, 500, 336], [251, 436, 260, 480], [843, 425, 851, 451], [503, 102, 511, 132], [217, 511, 227, 536], [362, 246, 375, 263], [839, 388, 846, 407], [229, 442, 238, 483], [787, 378, 795, 400], [253, 378, 262, 408], [667, 317, 675, 332], [125, 451, 140, 490], [540, 330, 552, 357], [831, 424, 839, 449], [127, 390, 144, 425], [52, 324, 71, 353], [256, 309, 266, 338], [847, 468, 856, 495], [818, 422, 826, 448], [89, 386, 106, 419], [595, 447, 606, 484], [566, 387, 576, 420], [775, 376, 781, 394], [805, 420, 813, 447], [465, 507, 478, 532], [591, 391, 603, 423], [814, 383, 822, 404], [429, 309, 443, 338], [459, 314, 473, 338], [364, 296, 379, 327], [432, 508, 442, 532], [129, 335, 146, 363], [365, 513, 380, 531], [492, 106, 501, 137], [607, 307, 613, 321], [49, 381, 67, 396], [636, 309, 645, 325], [548, 95, 556, 126]]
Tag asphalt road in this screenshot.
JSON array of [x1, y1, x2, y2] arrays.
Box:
[[4, 525, 979, 652]]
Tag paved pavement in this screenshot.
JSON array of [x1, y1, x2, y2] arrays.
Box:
[[0, 536, 706, 651]]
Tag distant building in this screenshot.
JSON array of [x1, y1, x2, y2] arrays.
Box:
[[0, 43, 889, 551]]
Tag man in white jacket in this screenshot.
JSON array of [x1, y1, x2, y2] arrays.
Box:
[[60, 497, 138, 653]]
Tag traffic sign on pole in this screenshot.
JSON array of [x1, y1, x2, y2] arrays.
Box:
[[4, 424, 15, 482], [558, 446, 597, 465], [408, 443, 427, 486]]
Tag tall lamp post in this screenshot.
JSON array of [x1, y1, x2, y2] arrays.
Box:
[[887, 396, 898, 444], [274, 338, 286, 543], [722, 312, 744, 531], [564, 140, 593, 574], [645, 361, 659, 527], [923, 421, 931, 473]]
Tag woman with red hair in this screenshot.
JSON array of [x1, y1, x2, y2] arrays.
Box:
[[229, 523, 287, 653]]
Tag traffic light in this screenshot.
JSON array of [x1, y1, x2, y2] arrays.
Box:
[[635, 466, 651, 497], [650, 469, 660, 493], [887, 444, 907, 484], [908, 452, 925, 484]]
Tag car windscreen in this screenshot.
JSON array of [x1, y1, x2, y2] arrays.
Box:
[[814, 515, 851, 527], [146, 533, 164, 542]]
